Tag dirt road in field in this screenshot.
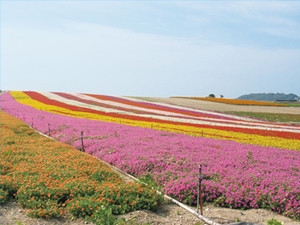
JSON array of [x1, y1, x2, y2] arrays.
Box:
[[135, 97, 300, 114]]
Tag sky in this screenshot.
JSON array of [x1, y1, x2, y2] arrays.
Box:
[[1, 1, 300, 98]]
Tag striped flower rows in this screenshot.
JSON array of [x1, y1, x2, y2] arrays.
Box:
[[4, 91, 300, 150], [1, 91, 300, 220], [172, 96, 286, 106]]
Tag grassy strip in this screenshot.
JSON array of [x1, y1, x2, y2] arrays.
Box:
[[286, 103, 300, 107], [0, 111, 163, 223], [223, 111, 300, 123]]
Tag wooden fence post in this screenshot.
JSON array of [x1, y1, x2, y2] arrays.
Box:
[[197, 164, 204, 215], [81, 131, 85, 152]]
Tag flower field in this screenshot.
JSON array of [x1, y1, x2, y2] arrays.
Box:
[[0, 111, 163, 222], [171, 96, 286, 106], [1, 91, 300, 220], [4, 91, 300, 150]]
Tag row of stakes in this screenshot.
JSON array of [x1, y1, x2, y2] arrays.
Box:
[[13, 113, 210, 139], [46, 123, 85, 152]]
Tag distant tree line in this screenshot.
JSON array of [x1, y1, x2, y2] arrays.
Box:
[[237, 93, 299, 101]]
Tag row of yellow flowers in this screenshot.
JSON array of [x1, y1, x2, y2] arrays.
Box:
[[0, 111, 163, 220], [9, 91, 300, 151]]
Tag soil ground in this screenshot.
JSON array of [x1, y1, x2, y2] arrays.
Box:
[[1, 199, 300, 225]]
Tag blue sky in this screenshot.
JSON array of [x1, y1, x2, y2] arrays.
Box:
[[1, 1, 300, 98]]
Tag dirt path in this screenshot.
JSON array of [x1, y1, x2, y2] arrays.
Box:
[[1, 198, 300, 225]]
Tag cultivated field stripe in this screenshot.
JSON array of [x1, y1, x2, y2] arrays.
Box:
[[44, 92, 300, 133], [2, 91, 300, 149]]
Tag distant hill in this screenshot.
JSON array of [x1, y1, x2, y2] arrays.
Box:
[[237, 93, 299, 102]]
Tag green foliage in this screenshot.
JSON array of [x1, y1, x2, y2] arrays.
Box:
[[235, 217, 241, 222], [287, 102, 300, 107], [90, 170, 120, 184], [89, 205, 117, 225], [87, 206, 154, 225], [16, 178, 163, 219], [225, 111, 300, 123], [138, 174, 161, 191], [0, 160, 13, 175], [16, 182, 66, 218], [0, 189, 9, 204], [194, 223, 202, 225], [67, 197, 101, 218], [213, 195, 227, 207], [0, 177, 17, 202], [26, 200, 62, 218], [11, 124, 31, 135], [267, 218, 283, 225], [66, 182, 164, 219]]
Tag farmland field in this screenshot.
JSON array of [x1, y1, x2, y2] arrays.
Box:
[[169, 96, 287, 106], [1, 91, 300, 224]]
